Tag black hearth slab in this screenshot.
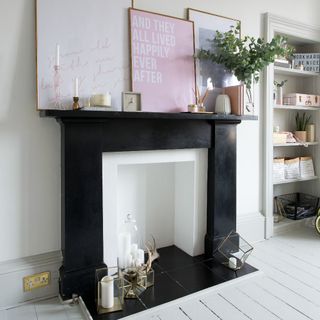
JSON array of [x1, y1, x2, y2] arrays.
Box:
[[156, 246, 208, 272], [166, 263, 225, 294], [93, 299, 146, 320], [139, 272, 188, 309], [203, 258, 258, 280]]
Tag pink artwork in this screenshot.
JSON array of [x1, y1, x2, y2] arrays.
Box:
[[130, 9, 196, 113]]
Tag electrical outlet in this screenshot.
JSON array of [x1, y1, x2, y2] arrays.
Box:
[[23, 271, 51, 292]]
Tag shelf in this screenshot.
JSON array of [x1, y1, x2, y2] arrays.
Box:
[[274, 176, 318, 185], [40, 110, 258, 121], [273, 142, 319, 147], [274, 104, 320, 110], [274, 66, 320, 77]]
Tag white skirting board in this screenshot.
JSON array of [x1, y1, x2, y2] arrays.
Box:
[[237, 212, 266, 243], [0, 251, 62, 310]]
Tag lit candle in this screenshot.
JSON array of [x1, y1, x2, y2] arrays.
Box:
[[228, 257, 237, 269], [74, 77, 79, 97], [55, 44, 60, 67], [100, 276, 114, 309]]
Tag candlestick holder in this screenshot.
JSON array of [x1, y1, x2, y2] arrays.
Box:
[[53, 65, 63, 109], [72, 97, 81, 110]]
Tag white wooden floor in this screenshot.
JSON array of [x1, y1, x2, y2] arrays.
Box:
[[124, 225, 320, 320], [2, 224, 319, 320]]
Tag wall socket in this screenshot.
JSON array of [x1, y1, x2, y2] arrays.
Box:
[[23, 271, 51, 292]]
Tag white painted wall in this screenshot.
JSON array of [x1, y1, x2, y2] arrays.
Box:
[[0, 0, 319, 264]]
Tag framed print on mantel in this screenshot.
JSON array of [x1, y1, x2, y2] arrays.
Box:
[[188, 8, 240, 112], [129, 8, 196, 113], [36, 0, 132, 110]]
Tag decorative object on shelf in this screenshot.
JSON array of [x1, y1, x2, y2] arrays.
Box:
[[188, 104, 198, 113], [224, 84, 244, 115], [295, 112, 311, 142], [91, 93, 112, 107], [216, 230, 253, 271], [197, 22, 293, 115], [300, 156, 315, 178], [96, 266, 129, 315], [293, 53, 320, 72], [274, 80, 287, 105], [122, 92, 141, 112], [36, 0, 131, 110], [284, 157, 300, 179], [306, 124, 315, 142], [72, 97, 81, 111], [129, 8, 195, 113], [273, 158, 285, 182], [188, 8, 240, 113], [53, 44, 63, 109], [72, 77, 81, 110], [215, 94, 231, 114], [283, 93, 315, 106]]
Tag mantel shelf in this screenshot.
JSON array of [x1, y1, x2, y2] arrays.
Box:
[[40, 110, 258, 122]]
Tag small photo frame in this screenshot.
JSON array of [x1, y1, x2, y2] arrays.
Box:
[[122, 92, 141, 112]]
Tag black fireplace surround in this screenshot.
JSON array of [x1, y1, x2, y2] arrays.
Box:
[[41, 110, 256, 316]]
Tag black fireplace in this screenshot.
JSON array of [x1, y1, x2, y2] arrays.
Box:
[[41, 110, 257, 317]]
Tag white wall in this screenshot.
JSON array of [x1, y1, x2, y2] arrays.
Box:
[[0, 0, 319, 263]]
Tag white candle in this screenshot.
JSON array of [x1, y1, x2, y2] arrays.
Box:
[[55, 44, 60, 67], [118, 232, 131, 269], [137, 249, 144, 265], [127, 253, 133, 268], [131, 243, 138, 258], [100, 276, 114, 309], [105, 92, 111, 106], [74, 77, 79, 97], [228, 257, 237, 269]]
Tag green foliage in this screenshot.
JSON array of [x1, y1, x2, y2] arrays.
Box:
[[295, 112, 311, 131], [198, 23, 294, 89], [274, 80, 287, 88]]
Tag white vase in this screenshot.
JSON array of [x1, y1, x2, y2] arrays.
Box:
[[215, 94, 231, 114], [276, 87, 283, 105]]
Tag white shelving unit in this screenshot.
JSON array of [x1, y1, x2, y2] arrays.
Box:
[[264, 14, 320, 238]]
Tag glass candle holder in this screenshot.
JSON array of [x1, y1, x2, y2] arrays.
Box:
[[215, 230, 253, 270]]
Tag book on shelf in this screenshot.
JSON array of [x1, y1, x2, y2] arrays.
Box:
[[274, 58, 291, 68], [224, 84, 244, 115]]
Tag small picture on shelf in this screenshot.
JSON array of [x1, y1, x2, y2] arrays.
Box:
[[122, 92, 141, 112]]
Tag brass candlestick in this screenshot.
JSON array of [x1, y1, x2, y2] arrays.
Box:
[[72, 97, 81, 110]]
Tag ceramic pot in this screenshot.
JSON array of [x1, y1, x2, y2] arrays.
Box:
[[294, 131, 307, 142]]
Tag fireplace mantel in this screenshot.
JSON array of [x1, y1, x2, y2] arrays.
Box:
[[41, 110, 257, 313]]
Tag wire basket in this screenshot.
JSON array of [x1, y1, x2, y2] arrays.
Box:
[[276, 193, 319, 220]]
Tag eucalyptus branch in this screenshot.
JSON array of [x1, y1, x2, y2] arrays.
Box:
[[197, 23, 294, 89]]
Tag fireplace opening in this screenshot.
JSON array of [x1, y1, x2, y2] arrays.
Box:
[[102, 149, 208, 267]]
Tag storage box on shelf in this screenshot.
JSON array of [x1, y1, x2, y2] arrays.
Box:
[[273, 156, 316, 185], [275, 193, 319, 220]]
